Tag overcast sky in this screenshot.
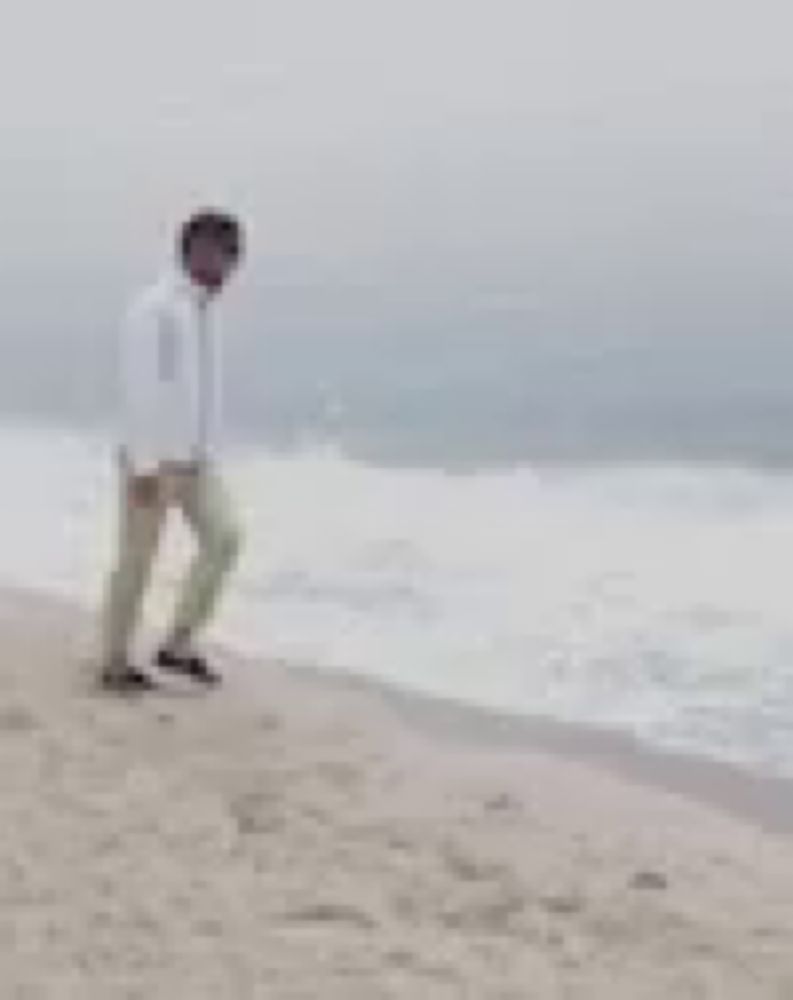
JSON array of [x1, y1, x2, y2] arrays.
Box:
[[0, 1, 785, 280], [0, 0, 790, 437]]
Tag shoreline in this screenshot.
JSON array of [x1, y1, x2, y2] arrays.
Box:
[[2, 584, 793, 995], [20, 582, 793, 839], [299, 664, 793, 839]]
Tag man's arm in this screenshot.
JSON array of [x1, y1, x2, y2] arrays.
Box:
[[120, 302, 166, 506]]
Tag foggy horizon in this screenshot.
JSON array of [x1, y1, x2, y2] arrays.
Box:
[[0, 0, 789, 465]]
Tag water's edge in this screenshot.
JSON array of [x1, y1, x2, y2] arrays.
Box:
[[278, 661, 793, 839], [13, 580, 793, 840]]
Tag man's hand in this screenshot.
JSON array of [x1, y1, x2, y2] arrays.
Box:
[[163, 460, 202, 484], [129, 474, 161, 508], [171, 460, 202, 478]]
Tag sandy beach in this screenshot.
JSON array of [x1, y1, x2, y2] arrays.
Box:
[[0, 588, 792, 997]]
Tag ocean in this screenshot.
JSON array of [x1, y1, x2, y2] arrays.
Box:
[[0, 0, 788, 796], [5, 418, 793, 780]]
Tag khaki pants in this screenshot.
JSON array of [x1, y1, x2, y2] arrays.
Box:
[[101, 462, 242, 666]]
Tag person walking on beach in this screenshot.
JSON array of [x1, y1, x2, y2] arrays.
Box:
[[100, 210, 245, 693]]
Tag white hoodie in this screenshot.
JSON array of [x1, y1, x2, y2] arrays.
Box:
[[118, 272, 223, 476]]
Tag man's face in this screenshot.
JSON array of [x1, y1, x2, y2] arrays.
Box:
[[184, 235, 238, 294]]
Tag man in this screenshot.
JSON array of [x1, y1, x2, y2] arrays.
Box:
[[100, 210, 245, 693]]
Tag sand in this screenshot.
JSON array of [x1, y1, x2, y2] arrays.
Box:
[[0, 589, 791, 997]]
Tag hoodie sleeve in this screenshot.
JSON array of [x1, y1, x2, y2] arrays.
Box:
[[119, 300, 166, 477]]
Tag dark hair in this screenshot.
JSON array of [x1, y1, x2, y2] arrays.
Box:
[[179, 209, 244, 262]]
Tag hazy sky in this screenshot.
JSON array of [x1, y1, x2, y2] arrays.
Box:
[[0, 1, 785, 277], [0, 0, 790, 451]]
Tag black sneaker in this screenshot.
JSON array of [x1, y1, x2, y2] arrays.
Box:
[[155, 647, 222, 687], [99, 665, 158, 695]]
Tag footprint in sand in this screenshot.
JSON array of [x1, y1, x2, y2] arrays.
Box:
[[258, 712, 282, 734], [541, 893, 586, 916], [0, 706, 38, 735], [229, 791, 284, 836], [440, 890, 527, 933], [315, 759, 364, 793], [630, 870, 669, 891], [282, 902, 377, 930], [441, 841, 506, 883], [482, 792, 521, 816]]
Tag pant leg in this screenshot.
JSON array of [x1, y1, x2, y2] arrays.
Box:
[[100, 467, 168, 666], [169, 466, 242, 644]]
